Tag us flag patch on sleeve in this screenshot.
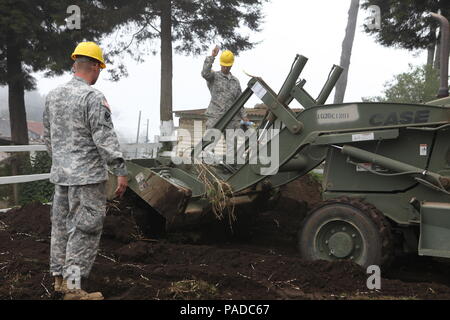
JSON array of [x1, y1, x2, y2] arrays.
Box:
[[102, 99, 111, 112]]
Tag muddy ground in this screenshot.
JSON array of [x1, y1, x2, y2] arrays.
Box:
[[1, 175, 450, 300]]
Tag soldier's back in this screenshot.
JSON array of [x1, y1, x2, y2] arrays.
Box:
[[45, 76, 108, 185]]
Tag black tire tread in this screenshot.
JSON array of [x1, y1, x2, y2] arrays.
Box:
[[299, 196, 394, 266]]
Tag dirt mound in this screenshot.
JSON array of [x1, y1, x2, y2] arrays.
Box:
[[102, 215, 138, 244], [1, 201, 450, 300], [0, 228, 51, 300], [1, 202, 51, 238], [99, 240, 371, 299], [113, 240, 368, 291], [279, 174, 322, 208], [160, 175, 321, 247]]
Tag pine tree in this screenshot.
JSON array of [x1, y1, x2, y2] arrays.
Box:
[[0, 1, 145, 204], [0, 0, 144, 145], [361, 0, 450, 67]]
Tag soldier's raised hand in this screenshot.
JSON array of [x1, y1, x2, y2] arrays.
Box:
[[212, 45, 220, 57]]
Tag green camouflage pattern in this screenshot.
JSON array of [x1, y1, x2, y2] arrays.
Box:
[[43, 76, 127, 185], [50, 183, 106, 278]]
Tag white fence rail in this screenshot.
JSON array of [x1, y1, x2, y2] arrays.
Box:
[[0, 145, 47, 152], [0, 144, 324, 185], [0, 143, 160, 185], [0, 173, 50, 185], [0, 144, 49, 185]]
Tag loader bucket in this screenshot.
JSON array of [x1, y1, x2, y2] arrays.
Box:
[[106, 160, 205, 225]]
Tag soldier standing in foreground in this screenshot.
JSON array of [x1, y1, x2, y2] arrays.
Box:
[[43, 42, 128, 300], [202, 46, 249, 129]]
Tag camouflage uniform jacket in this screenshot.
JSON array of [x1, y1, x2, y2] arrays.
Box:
[[201, 56, 247, 127], [43, 76, 127, 186]]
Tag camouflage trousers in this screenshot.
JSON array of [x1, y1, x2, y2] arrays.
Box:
[[50, 182, 106, 279]]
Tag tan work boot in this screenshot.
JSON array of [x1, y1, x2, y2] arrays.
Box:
[[64, 289, 104, 300], [54, 276, 67, 293], [55, 276, 103, 300]]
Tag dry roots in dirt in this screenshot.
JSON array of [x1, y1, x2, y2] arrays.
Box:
[[194, 164, 236, 228]]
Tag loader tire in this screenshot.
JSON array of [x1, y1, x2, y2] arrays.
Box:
[[298, 197, 393, 268]]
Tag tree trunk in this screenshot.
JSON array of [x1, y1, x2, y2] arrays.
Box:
[[159, 0, 174, 137], [334, 0, 360, 104], [7, 33, 30, 204], [6, 34, 29, 146]]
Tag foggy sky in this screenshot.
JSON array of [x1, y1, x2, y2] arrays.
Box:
[[35, 0, 427, 142]]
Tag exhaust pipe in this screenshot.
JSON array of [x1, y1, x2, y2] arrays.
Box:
[[431, 13, 449, 98]]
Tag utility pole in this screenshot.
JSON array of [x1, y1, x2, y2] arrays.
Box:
[[135, 110, 142, 158], [146, 119, 149, 143]]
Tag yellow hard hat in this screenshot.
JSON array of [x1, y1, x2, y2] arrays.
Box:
[[71, 41, 106, 69], [220, 50, 235, 67]]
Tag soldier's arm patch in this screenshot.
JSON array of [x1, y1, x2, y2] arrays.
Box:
[[99, 108, 114, 129]]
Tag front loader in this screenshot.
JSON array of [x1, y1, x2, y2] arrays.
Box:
[[108, 13, 450, 268]]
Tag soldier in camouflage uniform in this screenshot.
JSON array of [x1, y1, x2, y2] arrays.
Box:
[[43, 42, 128, 300], [202, 46, 249, 129]]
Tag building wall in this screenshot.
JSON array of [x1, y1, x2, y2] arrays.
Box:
[[176, 118, 227, 157], [174, 108, 290, 163], [175, 116, 286, 157]]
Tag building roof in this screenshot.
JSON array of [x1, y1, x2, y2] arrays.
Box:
[[27, 121, 44, 137], [0, 119, 44, 140]]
